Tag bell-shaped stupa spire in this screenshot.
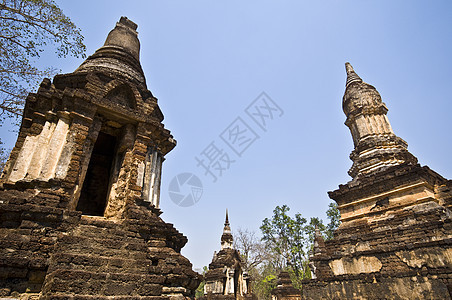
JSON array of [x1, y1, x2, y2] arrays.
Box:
[[342, 63, 417, 179], [75, 17, 145, 83], [221, 209, 233, 250]]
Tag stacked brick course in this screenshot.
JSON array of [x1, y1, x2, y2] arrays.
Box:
[[271, 272, 301, 300]]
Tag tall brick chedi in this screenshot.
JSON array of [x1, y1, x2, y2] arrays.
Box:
[[302, 63, 452, 299], [0, 17, 200, 299]]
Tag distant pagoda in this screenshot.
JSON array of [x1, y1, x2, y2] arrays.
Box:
[[204, 210, 253, 300]]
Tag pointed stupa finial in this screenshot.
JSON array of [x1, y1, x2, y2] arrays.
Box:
[[345, 62, 363, 88], [341, 63, 418, 179], [221, 209, 233, 249], [225, 209, 229, 226]]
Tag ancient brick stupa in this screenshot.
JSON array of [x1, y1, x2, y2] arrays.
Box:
[[0, 17, 200, 299], [302, 63, 452, 299], [204, 211, 252, 300], [271, 271, 300, 300]]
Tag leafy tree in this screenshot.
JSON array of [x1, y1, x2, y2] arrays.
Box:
[[0, 0, 85, 120], [252, 264, 278, 300], [299, 203, 341, 246], [304, 216, 325, 245], [260, 205, 311, 280], [195, 266, 208, 299], [232, 204, 341, 299], [259, 203, 341, 290], [195, 281, 205, 299], [325, 202, 341, 240]]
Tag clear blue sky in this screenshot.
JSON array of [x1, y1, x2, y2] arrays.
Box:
[[1, 1, 451, 271]]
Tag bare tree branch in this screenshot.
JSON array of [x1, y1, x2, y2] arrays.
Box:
[[0, 0, 85, 125]]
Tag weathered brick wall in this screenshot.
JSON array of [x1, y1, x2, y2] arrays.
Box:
[[271, 272, 301, 300], [0, 187, 201, 299], [0, 193, 80, 297], [302, 165, 452, 299]]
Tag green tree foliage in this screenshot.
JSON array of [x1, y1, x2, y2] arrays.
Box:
[[258, 203, 341, 292], [0, 0, 85, 120], [325, 202, 341, 240], [304, 217, 325, 246], [252, 265, 278, 300], [234, 203, 340, 299], [195, 266, 208, 299], [195, 281, 205, 299], [260, 205, 311, 280]]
